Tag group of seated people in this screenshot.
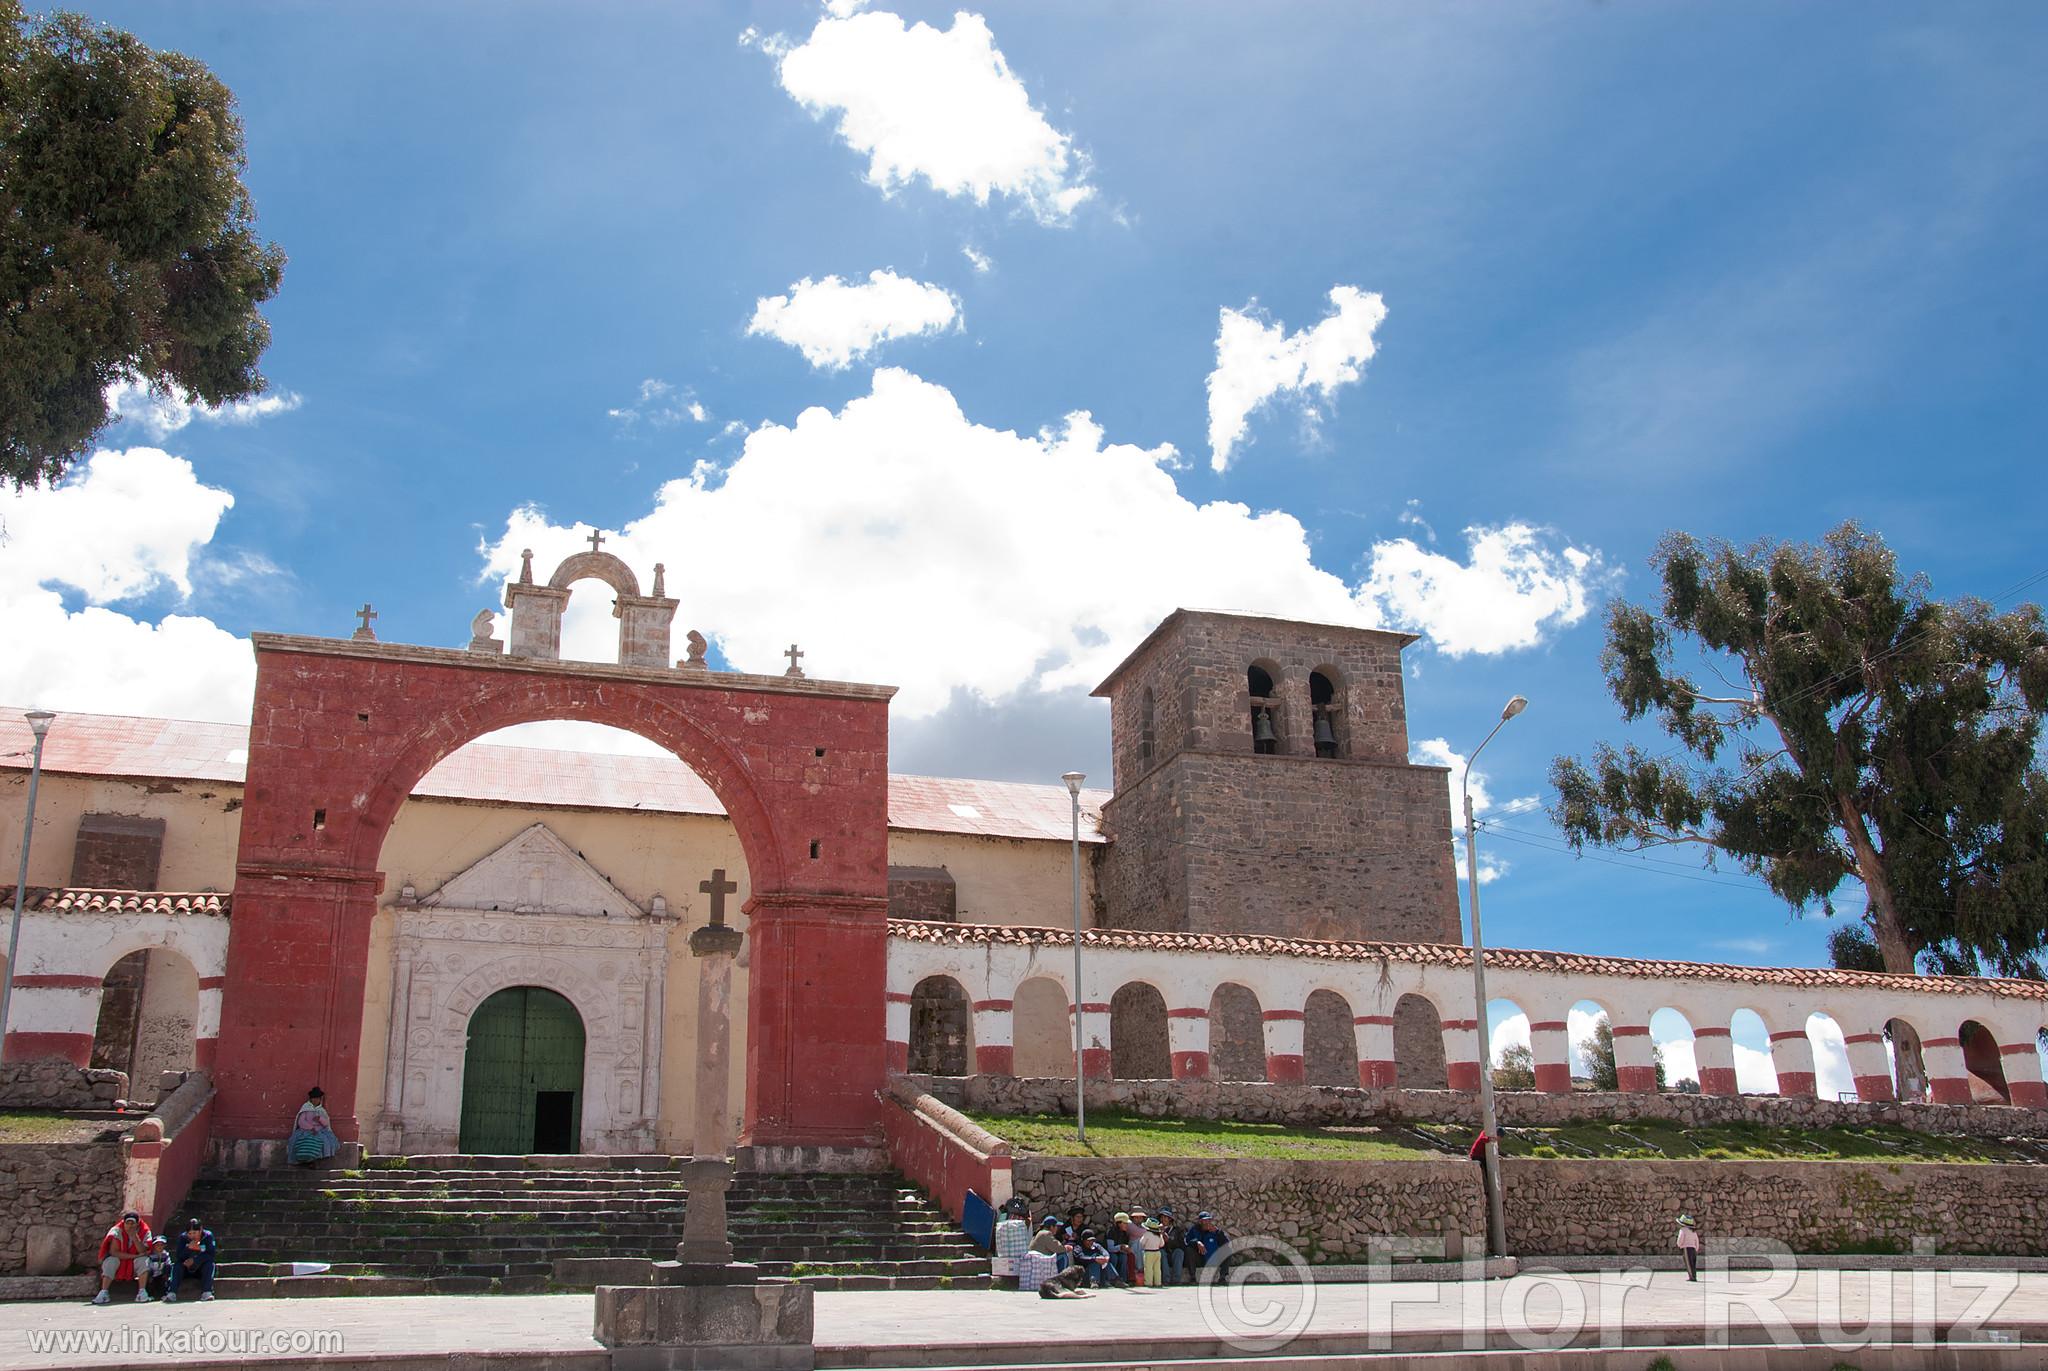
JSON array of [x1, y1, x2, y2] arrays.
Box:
[[1000, 1198, 1231, 1298], [92, 1211, 218, 1305]]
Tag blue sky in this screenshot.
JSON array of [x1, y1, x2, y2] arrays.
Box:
[[5, 2, 2047, 1003]]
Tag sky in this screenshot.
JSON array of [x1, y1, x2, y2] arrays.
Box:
[[4, 2, 2047, 1079]]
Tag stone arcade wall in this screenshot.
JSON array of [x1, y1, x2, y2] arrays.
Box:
[[1502, 1159, 2048, 1258], [910, 1074, 2048, 1141], [0, 1140, 125, 1275], [1010, 1156, 1482, 1263]]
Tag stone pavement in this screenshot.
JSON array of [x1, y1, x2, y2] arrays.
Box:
[[1, 1271, 2045, 1370]]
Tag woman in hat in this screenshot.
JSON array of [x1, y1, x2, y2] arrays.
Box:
[[287, 1086, 339, 1166], [1676, 1212, 1701, 1281]]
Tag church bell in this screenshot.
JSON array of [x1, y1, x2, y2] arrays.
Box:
[[1313, 712, 1337, 750], [1252, 708, 1276, 746]]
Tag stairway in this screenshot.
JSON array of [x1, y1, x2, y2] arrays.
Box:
[[178, 1155, 992, 1296]]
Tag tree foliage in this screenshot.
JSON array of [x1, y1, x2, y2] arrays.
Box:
[[1493, 1042, 1535, 1090], [1552, 523, 2048, 977], [1578, 1016, 1667, 1092], [0, 0, 284, 486]]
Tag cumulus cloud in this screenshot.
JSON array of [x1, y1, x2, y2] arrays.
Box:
[[1410, 736, 1538, 885], [762, 9, 1095, 223], [481, 369, 1610, 722], [103, 377, 302, 440], [1355, 523, 1611, 656], [747, 270, 961, 370], [1489, 1006, 1531, 1069], [1206, 286, 1387, 473], [0, 448, 254, 722], [608, 378, 707, 428]]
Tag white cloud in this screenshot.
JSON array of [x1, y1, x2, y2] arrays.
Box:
[[1355, 523, 1611, 656], [1649, 1007, 1698, 1087], [1567, 1004, 1607, 1079], [1411, 735, 1539, 885], [765, 9, 1095, 223], [0, 448, 254, 723], [961, 245, 992, 275], [747, 270, 961, 370], [1488, 1007, 1531, 1069], [1808, 1014, 1855, 1102], [607, 378, 707, 428], [1206, 286, 1387, 473], [103, 377, 302, 439], [482, 369, 1609, 722]]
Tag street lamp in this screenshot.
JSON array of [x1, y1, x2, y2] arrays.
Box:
[[1464, 694, 1525, 1260], [1062, 771, 1088, 1144], [1, 711, 57, 1061]]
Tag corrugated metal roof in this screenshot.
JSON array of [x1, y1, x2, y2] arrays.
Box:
[[0, 709, 1107, 843]]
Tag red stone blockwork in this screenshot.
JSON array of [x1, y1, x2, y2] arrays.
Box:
[[216, 637, 893, 1150]]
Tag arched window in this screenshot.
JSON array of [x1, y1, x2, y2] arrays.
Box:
[[1310, 668, 1344, 758], [907, 976, 974, 1076], [1139, 687, 1156, 765], [1248, 663, 1278, 754], [1109, 982, 1171, 1080]]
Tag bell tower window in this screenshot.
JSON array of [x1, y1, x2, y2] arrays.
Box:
[[1248, 663, 1278, 754], [1311, 668, 1343, 758]]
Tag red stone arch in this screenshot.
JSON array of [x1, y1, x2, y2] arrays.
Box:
[[215, 633, 894, 1152]]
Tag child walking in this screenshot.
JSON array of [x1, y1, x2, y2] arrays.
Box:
[[1676, 1212, 1701, 1281]]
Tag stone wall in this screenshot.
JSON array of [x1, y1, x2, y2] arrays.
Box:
[[1503, 1159, 2048, 1257], [0, 1141, 126, 1275], [1010, 1156, 1482, 1263], [886, 866, 957, 922], [69, 813, 166, 889], [0, 1060, 128, 1110], [912, 1073, 2048, 1141]]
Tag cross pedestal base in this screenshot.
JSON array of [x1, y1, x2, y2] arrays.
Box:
[[594, 1276, 813, 1371]]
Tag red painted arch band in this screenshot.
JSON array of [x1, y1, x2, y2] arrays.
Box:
[[1922, 1037, 1961, 1049], [1692, 1027, 1730, 1037], [1610, 1025, 1651, 1037], [1354, 1015, 1394, 1026], [7, 974, 102, 989], [1261, 1010, 1305, 1021], [971, 1000, 1012, 1012], [197, 976, 228, 991], [1073, 1002, 1112, 1014], [1166, 1008, 1209, 1019], [1769, 1031, 1808, 1043], [884, 992, 914, 1004], [1843, 1033, 1882, 1045], [1441, 1019, 1476, 1032], [1527, 1021, 1569, 1033]]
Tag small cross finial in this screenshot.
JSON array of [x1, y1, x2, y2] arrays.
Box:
[[784, 643, 805, 677], [518, 548, 535, 583], [587, 529, 606, 554], [352, 604, 378, 641], [698, 868, 739, 926]]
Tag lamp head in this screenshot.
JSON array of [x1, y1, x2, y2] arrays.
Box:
[[1501, 696, 1528, 722], [24, 710, 54, 739], [1061, 771, 1086, 796]]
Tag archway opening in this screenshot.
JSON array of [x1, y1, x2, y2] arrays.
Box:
[[459, 986, 586, 1154], [1649, 1008, 1696, 1093], [1488, 998, 1533, 1090], [1567, 999, 1614, 1089], [1730, 1008, 1778, 1095], [90, 948, 199, 1089], [1309, 667, 1345, 758], [908, 975, 974, 1076], [1248, 662, 1279, 754], [1209, 983, 1266, 1082], [1304, 989, 1360, 1087], [1011, 977, 1071, 1078], [1885, 1017, 1929, 1102], [1393, 993, 1448, 1089], [1806, 1012, 1856, 1101], [1110, 982, 1171, 1080], [1959, 1020, 2011, 1104]]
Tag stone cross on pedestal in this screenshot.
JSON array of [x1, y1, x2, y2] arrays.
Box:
[[677, 868, 746, 1271], [783, 643, 805, 678], [587, 528, 606, 553], [352, 604, 378, 641]]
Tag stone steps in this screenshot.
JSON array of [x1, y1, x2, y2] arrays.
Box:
[[178, 1157, 992, 1296]]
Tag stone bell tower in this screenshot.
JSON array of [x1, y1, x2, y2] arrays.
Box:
[[1090, 609, 1461, 944]]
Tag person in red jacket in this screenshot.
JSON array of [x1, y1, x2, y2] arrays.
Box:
[[92, 1211, 153, 1304]]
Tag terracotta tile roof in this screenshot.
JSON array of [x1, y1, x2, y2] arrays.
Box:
[[0, 887, 230, 916], [887, 920, 2048, 1001], [0, 708, 1109, 844]]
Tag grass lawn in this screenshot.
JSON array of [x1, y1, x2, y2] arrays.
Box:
[[0, 1110, 125, 1144], [967, 1110, 2047, 1165], [962, 1109, 1443, 1160]]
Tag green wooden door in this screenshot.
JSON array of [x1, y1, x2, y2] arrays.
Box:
[[458, 987, 585, 1153]]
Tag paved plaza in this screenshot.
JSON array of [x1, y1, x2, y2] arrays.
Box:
[[2, 1270, 2045, 1369]]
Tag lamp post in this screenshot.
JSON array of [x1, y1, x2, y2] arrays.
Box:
[[1, 711, 57, 1061], [1464, 694, 1524, 1260], [1062, 771, 1087, 1144]]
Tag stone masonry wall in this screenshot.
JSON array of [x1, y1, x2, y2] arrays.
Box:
[[0, 1141, 126, 1275], [69, 813, 166, 889], [912, 1073, 2048, 1141], [1010, 1156, 1483, 1262], [0, 1060, 128, 1110], [1503, 1159, 2048, 1257]]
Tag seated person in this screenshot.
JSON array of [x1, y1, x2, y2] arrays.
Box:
[[142, 1238, 172, 1302], [1073, 1229, 1123, 1287], [287, 1087, 339, 1166], [165, 1217, 218, 1302], [1027, 1225, 1089, 1299], [1186, 1211, 1230, 1277], [1158, 1208, 1189, 1285], [92, 1210, 153, 1304]]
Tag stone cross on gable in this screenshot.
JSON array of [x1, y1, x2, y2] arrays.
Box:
[[784, 644, 805, 677], [587, 529, 606, 553], [698, 868, 738, 927], [353, 604, 378, 641]]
